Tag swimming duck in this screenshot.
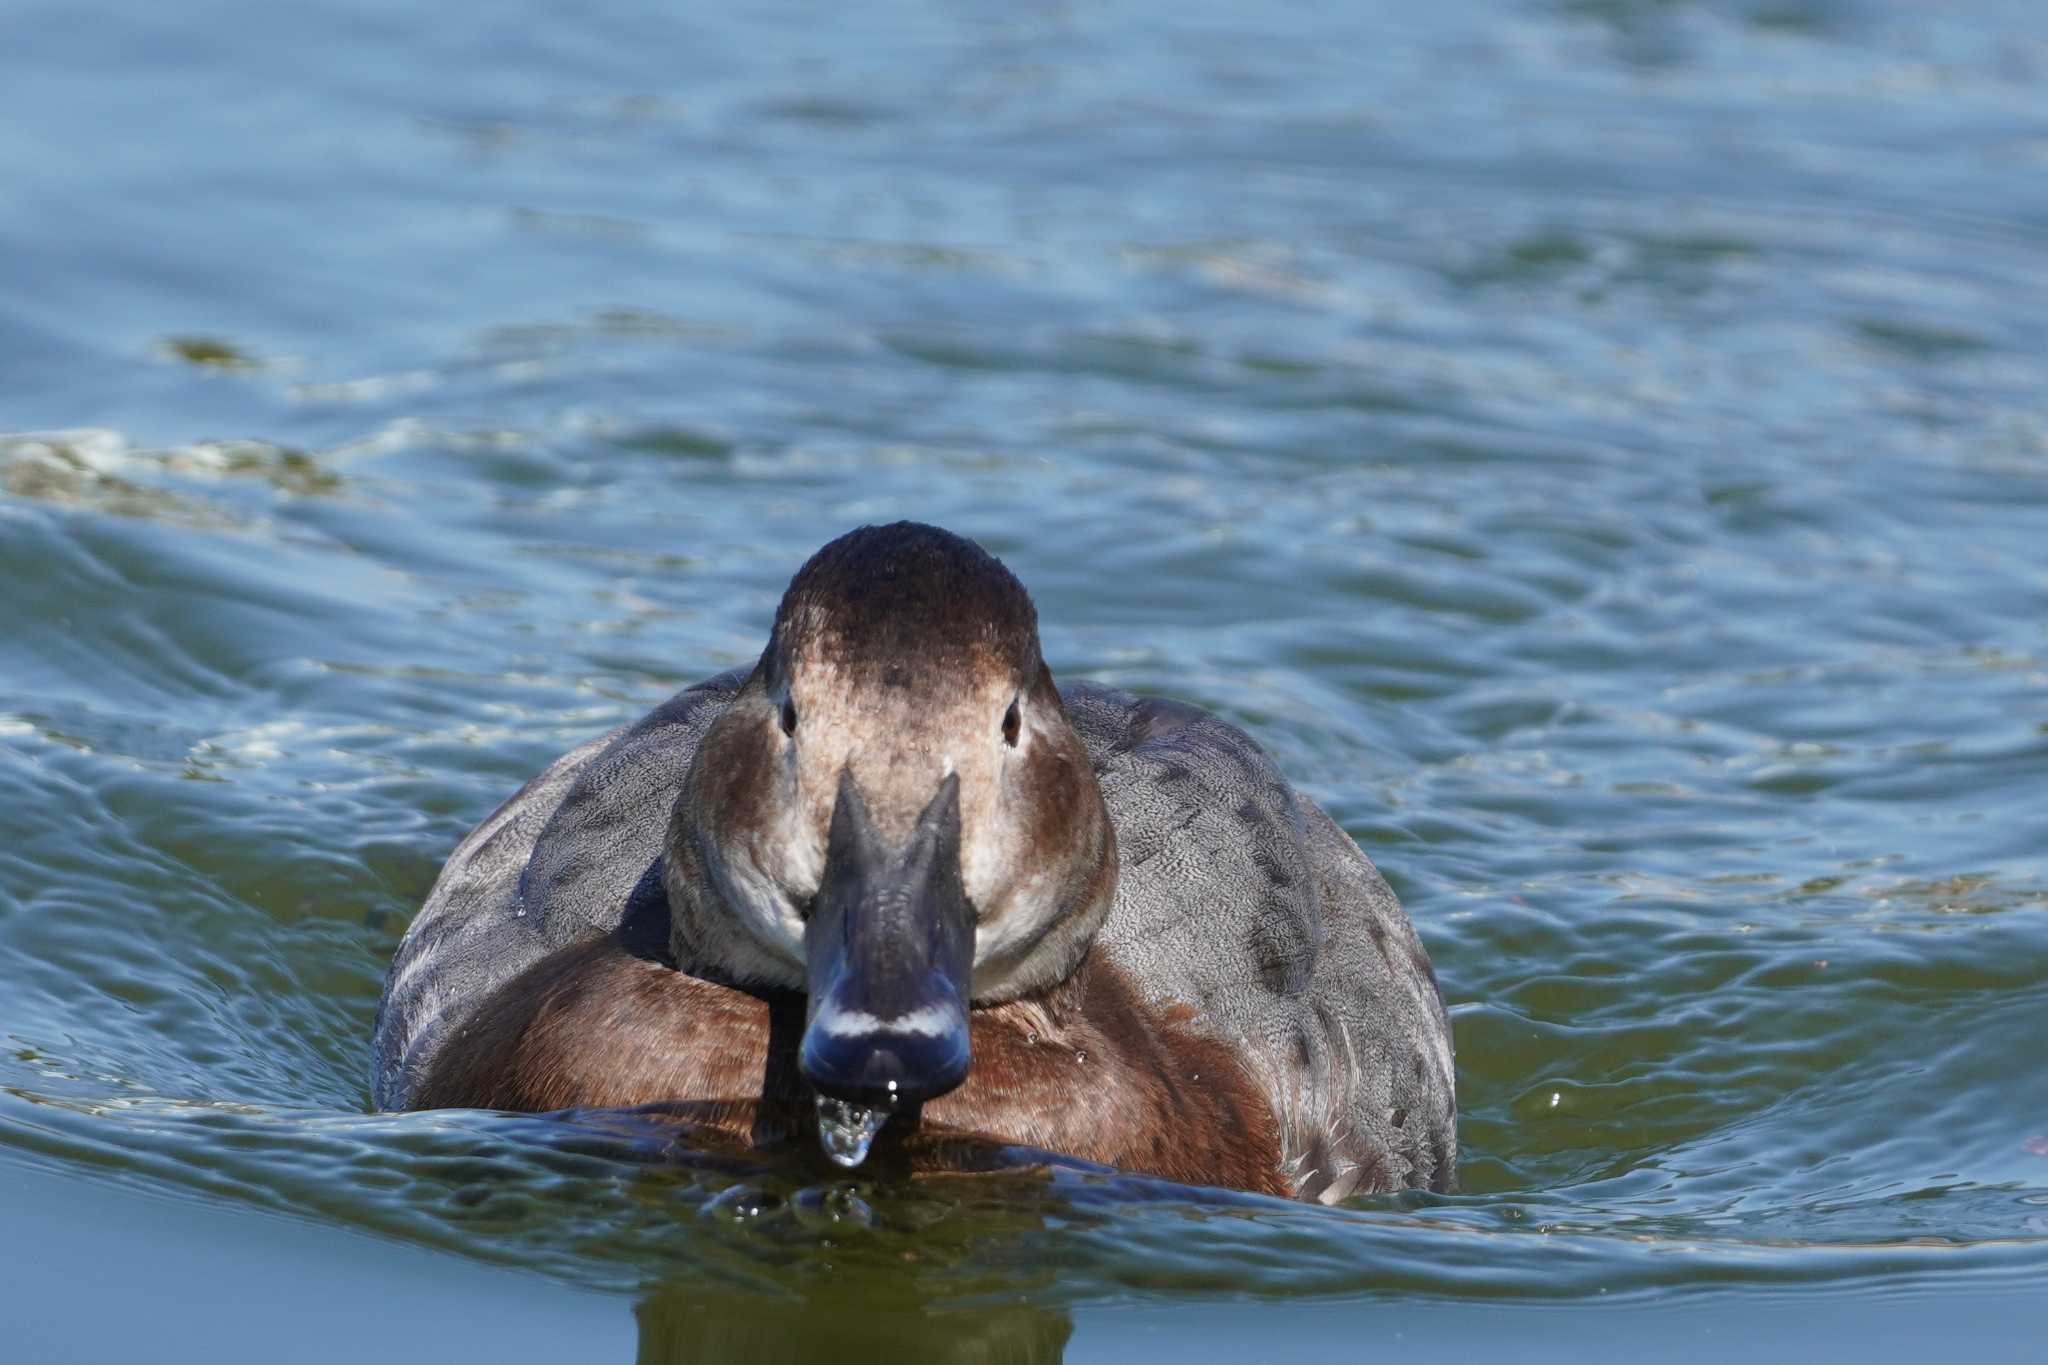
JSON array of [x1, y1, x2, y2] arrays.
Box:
[[372, 522, 1455, 1200]]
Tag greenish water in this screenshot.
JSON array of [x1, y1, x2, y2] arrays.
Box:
[[5, 1, 2048, 1358]]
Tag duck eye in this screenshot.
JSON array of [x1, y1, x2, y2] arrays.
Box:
[[780, 697, 799, 737], [1001, 698, 1021, 747]]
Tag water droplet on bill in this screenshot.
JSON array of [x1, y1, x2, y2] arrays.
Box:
[[815, 1094, 888, 1168]]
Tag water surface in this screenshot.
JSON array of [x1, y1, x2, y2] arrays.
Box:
[[4, 1, 2048, 1359]]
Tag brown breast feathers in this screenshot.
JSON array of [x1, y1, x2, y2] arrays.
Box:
[[414, 936, 1287, 1197]]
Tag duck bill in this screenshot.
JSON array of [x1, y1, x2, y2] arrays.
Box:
[[799, 770, 974, 1109]]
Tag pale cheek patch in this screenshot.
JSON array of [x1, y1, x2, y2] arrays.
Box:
[[718, 787, 819, 970], [971, 865, 1059, 964], [721, 853, 806, 965], [958, 715, 1039, 912], [716, 822, 811, 970]]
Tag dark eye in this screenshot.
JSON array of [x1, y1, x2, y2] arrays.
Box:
[[780, 697, 799, 737], [1001, 698, 1020, 747]]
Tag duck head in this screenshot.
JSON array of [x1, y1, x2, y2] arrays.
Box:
[[665, 523, 1117, 1116]]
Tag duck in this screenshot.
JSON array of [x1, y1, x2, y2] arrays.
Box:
[[371, 522, 1456, 1201]]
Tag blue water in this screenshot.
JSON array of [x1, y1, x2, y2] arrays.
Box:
[[4, 1, 2048, 1359]]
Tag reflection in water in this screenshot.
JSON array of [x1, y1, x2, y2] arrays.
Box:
[[611, 1136, 1083, 1363], [635, 1279, 1070, 1365]]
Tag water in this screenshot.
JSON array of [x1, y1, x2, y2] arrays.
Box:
[[4, 0, 2047, 1358]]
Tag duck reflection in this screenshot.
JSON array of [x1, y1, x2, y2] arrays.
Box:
[[634, 1276, 1071, 1364], [536, 1092, 1094, 1363], [619, 1130, 1085, 1363]]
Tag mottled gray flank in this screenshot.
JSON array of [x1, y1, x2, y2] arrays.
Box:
[[1062, 685, 1456, 1199], [372, 675, 1456, 1198], [369, 670, 745, 1106]]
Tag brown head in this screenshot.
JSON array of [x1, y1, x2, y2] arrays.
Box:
[[665, 523, 1117, 1108]]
